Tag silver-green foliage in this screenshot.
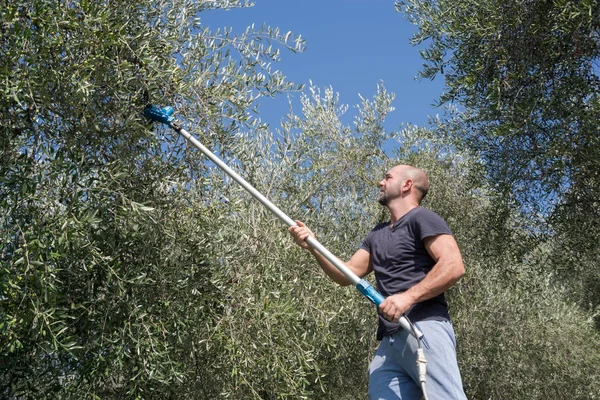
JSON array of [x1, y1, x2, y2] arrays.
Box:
[[186, 81, 600, 399], [1, 0, 303, 398], [3, 0, 599, 398]]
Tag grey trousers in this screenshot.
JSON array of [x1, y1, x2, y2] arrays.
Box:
[[368, 320, 467, 400]]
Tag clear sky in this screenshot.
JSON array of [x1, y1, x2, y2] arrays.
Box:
[[201, 0, 445, 131]]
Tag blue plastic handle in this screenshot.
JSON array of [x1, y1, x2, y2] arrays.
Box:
[[356, 279, 385, 306]]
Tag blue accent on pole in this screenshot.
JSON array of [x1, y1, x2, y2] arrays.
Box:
[[144, 104, 175, 125], [356, 279, 385, 306]]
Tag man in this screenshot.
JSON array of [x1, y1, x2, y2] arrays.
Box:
[[289, 165, 467, 399]]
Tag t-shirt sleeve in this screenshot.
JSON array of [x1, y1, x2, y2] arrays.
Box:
[[360, 230, 373, 253], [416, 209, 453, 240]]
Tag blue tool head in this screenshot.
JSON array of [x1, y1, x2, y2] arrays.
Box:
[[144, 104, 175, 125]]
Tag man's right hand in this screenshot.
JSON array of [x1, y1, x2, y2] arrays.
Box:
[[288, 220, 315, 250]]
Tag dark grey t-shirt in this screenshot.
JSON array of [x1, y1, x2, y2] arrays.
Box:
[[360, 207, 453, 340]]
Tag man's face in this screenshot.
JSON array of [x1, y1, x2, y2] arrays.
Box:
[[378, 167, 405, 205]]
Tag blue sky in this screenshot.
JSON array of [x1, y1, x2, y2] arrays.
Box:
[[202, 0, 445, 131]]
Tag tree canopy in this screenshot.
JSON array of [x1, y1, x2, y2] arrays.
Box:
[[2, 1, 600, 399]]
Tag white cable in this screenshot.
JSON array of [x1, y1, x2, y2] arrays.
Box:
[[417, 343, 429, 400]]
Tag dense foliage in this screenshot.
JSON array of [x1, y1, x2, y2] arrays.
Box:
[[1, 0, 304, 397], [2, 0, 599, 399]]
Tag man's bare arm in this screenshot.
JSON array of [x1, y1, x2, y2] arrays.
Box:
[[289, 220, 372, 286], [379, 234, 465, 322]]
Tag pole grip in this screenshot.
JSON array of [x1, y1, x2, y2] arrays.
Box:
[[356, 279, 385, 305], [356, 279, 423, 340]]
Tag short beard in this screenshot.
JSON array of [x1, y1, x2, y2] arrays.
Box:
[[378, 193, 388, 206]]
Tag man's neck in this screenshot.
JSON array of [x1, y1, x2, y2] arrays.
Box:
[[388, 201, 419, 225]]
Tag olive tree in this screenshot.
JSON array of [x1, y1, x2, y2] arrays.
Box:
[[187, 83, 395, 398], [1, 0, 303, 397]]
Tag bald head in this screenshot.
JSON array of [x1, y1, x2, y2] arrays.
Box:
[[392, 165, 430, 203]]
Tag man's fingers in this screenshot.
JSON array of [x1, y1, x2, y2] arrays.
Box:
[[289, 226, 305, 237], [379, 299, 401, 322], [379, 302, 391, 320], [290, 227, 308, 239], [289, 222, 313, 249], [296, 233, 308, 242]]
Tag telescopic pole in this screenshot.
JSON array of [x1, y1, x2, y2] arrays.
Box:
[[144, 105, 423, 341]]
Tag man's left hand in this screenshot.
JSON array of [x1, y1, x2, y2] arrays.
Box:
[[379, 293, 415, 323]]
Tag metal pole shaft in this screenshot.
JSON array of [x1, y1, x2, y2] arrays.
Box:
[[177, 127, 296, 227], [174, 124, 422, 339], [176, 128, 362, 278]]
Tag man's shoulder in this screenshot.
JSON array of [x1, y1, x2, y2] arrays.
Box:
[[412, 207, 453, 237], [412, 206, 445, 221], [360, 221, 388, 250]]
